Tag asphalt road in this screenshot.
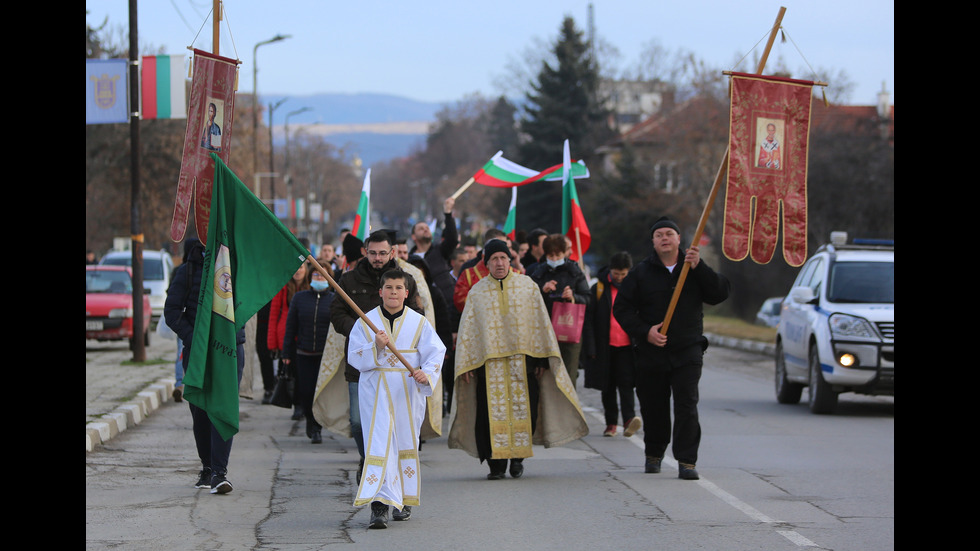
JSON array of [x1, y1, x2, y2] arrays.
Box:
[[85, 334, 893, 550]]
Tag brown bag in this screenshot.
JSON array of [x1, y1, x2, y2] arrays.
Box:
[[550, 299, 586, 344]]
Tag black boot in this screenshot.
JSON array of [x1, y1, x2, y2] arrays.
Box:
[[487, 459, 506, 480]]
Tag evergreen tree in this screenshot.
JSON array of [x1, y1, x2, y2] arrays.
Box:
[[516, 16, 613, 234]]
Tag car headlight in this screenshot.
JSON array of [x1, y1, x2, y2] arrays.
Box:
[[829, 313, 876, 340], [108, 307, 133, 318]]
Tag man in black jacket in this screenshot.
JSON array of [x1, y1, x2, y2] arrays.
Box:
[[164, 238, 246, 494], [613, 217, 730, 480], [409, 197, 459, 309]]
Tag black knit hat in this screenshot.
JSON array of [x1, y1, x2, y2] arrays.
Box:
[[343, 233, 364, 263], [483, 239, 512, 261], [650, 216, 681, 236]]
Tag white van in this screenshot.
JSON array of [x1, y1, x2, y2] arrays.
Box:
[[774, 232, 894, 414]]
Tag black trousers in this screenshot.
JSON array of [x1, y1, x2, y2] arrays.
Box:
[[600, 345, 637, 426], [634, 345, 703, 465], [256, 317, 275, 392], [188, 343, 245, 476], [294, 354, 322, 431]]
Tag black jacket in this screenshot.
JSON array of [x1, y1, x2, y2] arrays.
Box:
[[581, 266, 634, 390], [330, 257, 424, 381], [529, 259, 590, 316], [613, 250, 730, 361], [282, 288, 335, 360], [164, 242, 245, 368], [416, 212, 459, 308]]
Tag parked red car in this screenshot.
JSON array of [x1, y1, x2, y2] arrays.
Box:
[[86, 265, 152, 349]]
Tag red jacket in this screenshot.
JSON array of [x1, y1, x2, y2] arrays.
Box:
[[267, 286, 290, 351]]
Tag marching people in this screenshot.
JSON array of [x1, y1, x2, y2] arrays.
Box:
[[449, 239, 588, 480], [613, 217, 731, 479], [268, 262, 312, 421], [348, 268, 446, 529], [281, 266, 335, 444], [330, 230, 426, 482], [529, 233, 590, 388], [582, 252, 641, 437], [164, 238, 243, 494]]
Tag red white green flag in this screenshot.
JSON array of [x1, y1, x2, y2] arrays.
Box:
[[561, 140, 590, 262], [140, 54, 186, 120], [351, 168, 371, 240], [471, 151, 589, 188], [502, 187, 518, 240]]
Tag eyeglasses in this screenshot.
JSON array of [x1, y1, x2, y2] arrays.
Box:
[[366, 249, 390, 257]]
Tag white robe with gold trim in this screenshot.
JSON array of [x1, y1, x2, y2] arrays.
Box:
[[349, 306, 445, 509]]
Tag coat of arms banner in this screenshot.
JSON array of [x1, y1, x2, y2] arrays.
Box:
[[723, 72, 813, 267]]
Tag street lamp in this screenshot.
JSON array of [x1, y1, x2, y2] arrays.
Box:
[[284, 107, 313, 183], [268, 97, 288, 205], [252, 34, 291, 180], [284, 106, 312, 232]]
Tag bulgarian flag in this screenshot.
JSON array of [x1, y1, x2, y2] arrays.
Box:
[[140, 54, 186, 120], [502, 187, 518, 240], [471, 151, 589, 188], [351, 168, 371, 241], [561, 140, 590, 262]]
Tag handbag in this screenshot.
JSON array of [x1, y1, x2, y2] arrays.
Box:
[[269, 365, 294, 408], [550, 298, 586, 344]]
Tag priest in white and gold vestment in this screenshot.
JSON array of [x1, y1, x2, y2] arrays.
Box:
[[449, 240, 588, 480], [348, 268, 446, 524]]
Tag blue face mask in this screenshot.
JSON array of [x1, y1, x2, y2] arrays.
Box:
[[546, 258, 563, 269], [310, 280, 329, 292]]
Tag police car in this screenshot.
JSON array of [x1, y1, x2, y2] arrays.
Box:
[[774, 232, 894, 414]]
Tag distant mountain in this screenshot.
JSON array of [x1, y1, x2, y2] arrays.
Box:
[[261, 92, 444, 125], [261, 92, 442, 167]]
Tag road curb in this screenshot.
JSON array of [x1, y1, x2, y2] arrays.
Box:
[[86, 377, 176, 452], [705, 333, 775, 357]]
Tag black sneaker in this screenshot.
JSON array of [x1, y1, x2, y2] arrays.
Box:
[[261, 390, 273, 405], [369, 501, 389, 529], [392, 505, 412, 521], [678, 462, 700, 480], [644, 456, 662, 474], [194, 468, 212, 489], [210, 473, 233, 494]]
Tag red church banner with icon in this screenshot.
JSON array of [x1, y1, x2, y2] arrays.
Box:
[[723, 72, 813, 267], [170, 49, 241, 243]]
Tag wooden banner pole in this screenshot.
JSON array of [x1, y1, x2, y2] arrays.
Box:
[[659, 6, 786, 335], [306, 255, 417, 374], [450, 177, 475, 200]]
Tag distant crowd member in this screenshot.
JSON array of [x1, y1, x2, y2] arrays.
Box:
[[449, 239, 588, 480], [409, 197, 459, 311], [583, 251, 640, 437], [613, 216, 731, 480], [530, 233, 590, 387]]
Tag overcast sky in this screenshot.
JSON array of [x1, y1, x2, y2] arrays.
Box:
[[87, 0, 894, 107]]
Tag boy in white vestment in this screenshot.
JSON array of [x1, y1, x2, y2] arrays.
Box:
[[348, 268, 446, 529]]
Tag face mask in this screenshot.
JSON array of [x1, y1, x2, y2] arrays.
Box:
[[310, 280, 329, 292], [546, 258, 563, 269]]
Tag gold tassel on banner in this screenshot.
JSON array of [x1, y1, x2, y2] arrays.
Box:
[[822, 87, 829, 107], [234, 68, 239, 91]]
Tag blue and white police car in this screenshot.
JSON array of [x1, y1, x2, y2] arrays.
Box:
[[774, 232, 894, 414]]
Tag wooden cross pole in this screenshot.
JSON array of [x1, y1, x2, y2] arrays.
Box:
[[659, 6, 786, 335], [306, 255, 417, 374]]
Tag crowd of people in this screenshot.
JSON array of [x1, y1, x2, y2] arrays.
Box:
[[163, 198, 731, 529]]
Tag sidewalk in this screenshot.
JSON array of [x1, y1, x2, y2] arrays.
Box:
[[85, 331, 774, 452]]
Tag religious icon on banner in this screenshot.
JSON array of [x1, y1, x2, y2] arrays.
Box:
[[170, 49, 241, 243], [200, 99, 224, 152], [723, 72, 814, 267]]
